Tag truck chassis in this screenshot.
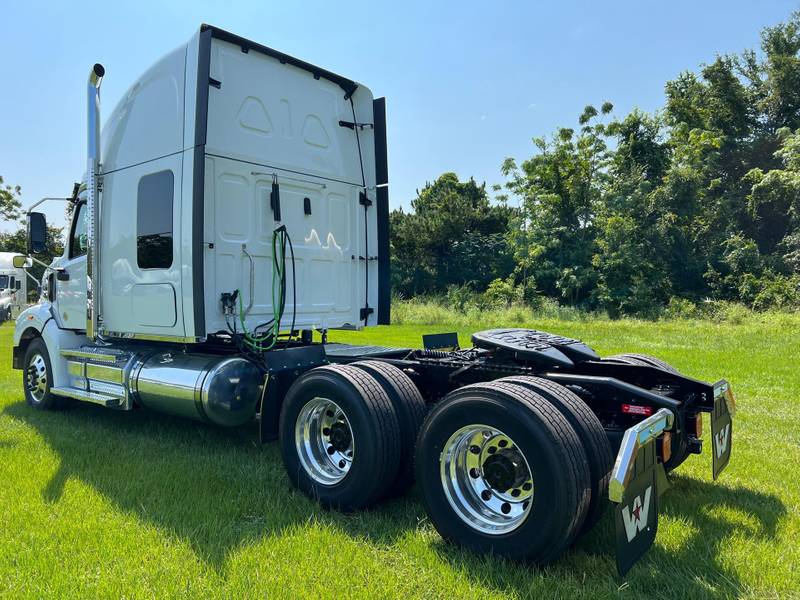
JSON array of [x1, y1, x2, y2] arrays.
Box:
[[15, 324, 734, 575]]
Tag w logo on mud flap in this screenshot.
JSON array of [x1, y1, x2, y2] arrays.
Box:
[[714, 424, 730, 459], [621, 486, 653, 542]]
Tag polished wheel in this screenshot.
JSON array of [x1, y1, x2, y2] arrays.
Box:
[[440, 424, 533, 534], [295, 397, 354, 485], [26, 353, 48, 404]]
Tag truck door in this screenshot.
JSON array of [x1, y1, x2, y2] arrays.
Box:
[[55, 201, 88, 329]]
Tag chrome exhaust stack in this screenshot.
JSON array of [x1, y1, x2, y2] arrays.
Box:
[[86, 63, 104, 341]]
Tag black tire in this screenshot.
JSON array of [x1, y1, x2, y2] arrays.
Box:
[[279, 364, 401, 511], [607, 353, 679, 374], [498, 376, 612, 533], [415, 381, 591, 564], [23, 337, 64, 410], [350, 360, 427, 497]]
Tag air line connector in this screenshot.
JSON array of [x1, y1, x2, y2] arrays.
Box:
[[220, 290, 239, 316]]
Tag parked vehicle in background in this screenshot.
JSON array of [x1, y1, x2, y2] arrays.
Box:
[[0, 252, 30, 322]]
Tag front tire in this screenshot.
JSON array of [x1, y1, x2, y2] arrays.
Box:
[[415, 381, 591, 564], [23, 337, 63, 410]]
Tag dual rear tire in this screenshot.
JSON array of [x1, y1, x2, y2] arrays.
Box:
[[279, 361, 425, 511], [281, 364, 614, 565], [280, 363, 615, 564], [414, 378, 611, 564]]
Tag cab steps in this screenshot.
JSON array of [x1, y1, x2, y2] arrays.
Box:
[[58, 346, 138, 410], [50, 386, 123, 408]]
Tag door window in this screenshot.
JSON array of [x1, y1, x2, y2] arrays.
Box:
[[137, 170, 174, 269], [69, 202, 89, 258]]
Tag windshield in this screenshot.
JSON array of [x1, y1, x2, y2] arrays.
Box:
[[0, 275, 8, 289]]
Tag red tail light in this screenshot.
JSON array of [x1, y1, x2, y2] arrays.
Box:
[[621, 404, 653, 416]]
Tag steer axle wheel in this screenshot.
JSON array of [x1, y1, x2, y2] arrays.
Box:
[[279, 364, 401, 511], [415, 381, 591, 564], [23, 338, 64, 410]]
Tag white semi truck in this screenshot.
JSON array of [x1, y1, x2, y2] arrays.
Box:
[[12, 25, 735, 575], [0, 251, 30, 321]]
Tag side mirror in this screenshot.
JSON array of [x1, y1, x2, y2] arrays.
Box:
[[12, 255, 31, 269], [27, 212, 47, 254]]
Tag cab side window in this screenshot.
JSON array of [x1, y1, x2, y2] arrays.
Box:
[[69, 202, 89, 259], [137, 170, 174, 269]]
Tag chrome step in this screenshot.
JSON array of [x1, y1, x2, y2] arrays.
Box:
[[61, 345, 132, 361], [51, 386, 123, 408]]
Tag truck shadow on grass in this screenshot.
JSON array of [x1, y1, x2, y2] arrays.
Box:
[[5, 400, 786, 597]]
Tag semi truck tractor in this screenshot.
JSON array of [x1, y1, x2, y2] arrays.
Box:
[[0, 252, 30, 322], [12, 24, 735, 575]]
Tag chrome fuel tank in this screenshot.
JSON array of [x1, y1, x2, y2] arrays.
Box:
[[132, 352, 262, 427]]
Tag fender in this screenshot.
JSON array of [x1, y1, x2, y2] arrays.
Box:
[[13, 301, 88, 387]]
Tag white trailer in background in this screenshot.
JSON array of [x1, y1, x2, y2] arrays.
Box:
[[0, 252, 29, 321], [11, 25, 734, 576]]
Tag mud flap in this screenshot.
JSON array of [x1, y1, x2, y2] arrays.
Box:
[[711, 380, 734, 480], [614, 439, 666, 576]]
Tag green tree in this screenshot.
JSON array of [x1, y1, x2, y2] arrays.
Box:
[[391, 173, 515, 295], [502, 103, 612, 304], [0, 176, 22, 221]]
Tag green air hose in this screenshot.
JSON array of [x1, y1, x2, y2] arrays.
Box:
[[235, 227, 290, 352]]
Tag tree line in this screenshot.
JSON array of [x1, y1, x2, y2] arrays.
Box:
[[391, 13, 800, 316], [2, 14, 800, 316]]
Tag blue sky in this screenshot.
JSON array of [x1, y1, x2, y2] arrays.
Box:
[[1, 0, 797, 232]]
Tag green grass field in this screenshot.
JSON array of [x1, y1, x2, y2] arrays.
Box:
[[1, 316, 798, 598]]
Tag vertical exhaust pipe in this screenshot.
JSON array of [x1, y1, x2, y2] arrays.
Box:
[[86, 63, 104, 341]]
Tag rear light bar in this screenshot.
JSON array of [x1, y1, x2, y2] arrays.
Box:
[[621, 403, 653, 416]]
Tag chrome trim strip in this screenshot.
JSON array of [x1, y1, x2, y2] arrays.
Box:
[[86, 363, 124, 384], [100, 330, 203, 344], [60, 349, 119, 362], [609, 408, 674, 503], [66, 360, 85, 377]]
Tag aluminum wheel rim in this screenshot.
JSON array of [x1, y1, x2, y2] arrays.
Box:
[[440, 424, 534, 534], [295, 397, 354, 485], [26, 353, 48, 403]]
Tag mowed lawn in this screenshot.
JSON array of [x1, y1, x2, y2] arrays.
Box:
[[0, 316, 798, 599]]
